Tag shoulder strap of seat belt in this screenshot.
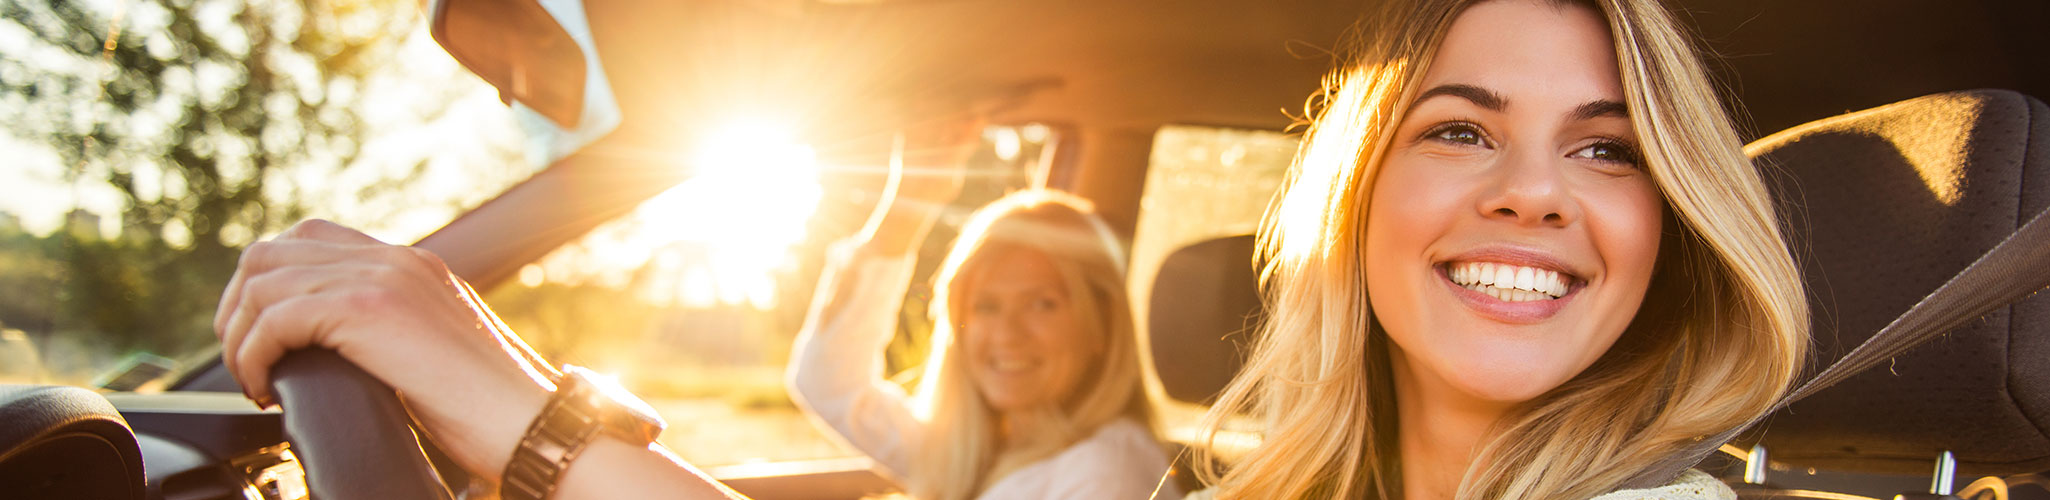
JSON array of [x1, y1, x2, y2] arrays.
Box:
[[1619, 201, 2050, 489]]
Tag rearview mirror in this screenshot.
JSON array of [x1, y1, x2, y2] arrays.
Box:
[[431, 0, 621, 169], [429, 0, 587, 128]]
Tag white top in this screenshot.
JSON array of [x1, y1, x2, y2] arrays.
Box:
[[1181, 469, 1734, 500], [1589, 469, 1736, 500], [788, 241, 1182, 500]]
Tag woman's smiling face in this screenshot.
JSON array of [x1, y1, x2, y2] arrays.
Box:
[[961, 247, 1100, 414], [1363, 0, 1664, 405]]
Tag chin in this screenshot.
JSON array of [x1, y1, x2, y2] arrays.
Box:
[[973, 380, 1033, 413], [1439, 345, 1581, 404]]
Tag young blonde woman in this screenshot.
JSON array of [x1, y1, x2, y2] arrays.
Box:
[[1190, 0, 1808, 499], [787, 144, 1175, 499]]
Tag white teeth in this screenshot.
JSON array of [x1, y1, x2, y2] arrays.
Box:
[[1447, 261, 1571, 300]]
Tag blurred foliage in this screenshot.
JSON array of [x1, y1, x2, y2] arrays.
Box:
[[0, 0, 420, 359]]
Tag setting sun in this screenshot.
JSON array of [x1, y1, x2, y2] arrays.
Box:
[[637, 119, 823, 308], [528, 118, 825, 309]]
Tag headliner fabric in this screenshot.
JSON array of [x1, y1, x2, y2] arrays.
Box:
[[1742, 89, 2049, 475]]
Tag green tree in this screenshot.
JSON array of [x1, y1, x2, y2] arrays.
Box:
[[0, 0, 420, 354]]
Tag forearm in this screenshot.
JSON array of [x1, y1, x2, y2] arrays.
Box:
[[554, 438, 746, 499], [785, 241, 924, 474], [787, 237, 921, 398]]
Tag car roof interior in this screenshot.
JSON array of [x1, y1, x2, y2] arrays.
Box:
[[428, 0, 2050, 286]]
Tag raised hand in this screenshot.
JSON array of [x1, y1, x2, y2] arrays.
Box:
[[860, 117, 984, 255]]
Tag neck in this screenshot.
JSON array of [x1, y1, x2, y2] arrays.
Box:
[[1391, 349, 1514, 500], [994, 407, 1054, 452]]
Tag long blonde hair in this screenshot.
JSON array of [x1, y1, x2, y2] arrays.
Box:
[[1193, 0, 1809, 498], [909, 189, 1158, 500]]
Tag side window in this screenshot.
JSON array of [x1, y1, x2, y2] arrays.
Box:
[[482, 124, 1053, 466]]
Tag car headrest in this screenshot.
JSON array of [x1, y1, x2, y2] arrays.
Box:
[[1127, 126, 1296, 406], [1745, 89, 2050, 476], [1147, 234, 1262, 403], [0, 385, 145, 500]]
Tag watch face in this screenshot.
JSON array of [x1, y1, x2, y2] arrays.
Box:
[[563, 365, 667, 443]]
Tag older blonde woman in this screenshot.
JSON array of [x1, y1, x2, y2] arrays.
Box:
[[1191, 0, 1807, 499], [788, 134, 1174, 499]]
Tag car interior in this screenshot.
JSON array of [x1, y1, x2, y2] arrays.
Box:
[[1, 0, 2047, 499]]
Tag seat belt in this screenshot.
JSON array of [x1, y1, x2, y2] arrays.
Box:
[[1619, 201, 2050, 490]]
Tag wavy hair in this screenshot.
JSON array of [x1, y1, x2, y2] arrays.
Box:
[[908, 189, 1159, 500], [1193, 0, 1809, 498]]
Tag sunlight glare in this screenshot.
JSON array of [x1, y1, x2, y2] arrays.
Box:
[[624, 118, 823, 309]]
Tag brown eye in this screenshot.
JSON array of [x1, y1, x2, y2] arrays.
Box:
[[1570, 140, 1642, 167], [1428, 123, 1488, 146]]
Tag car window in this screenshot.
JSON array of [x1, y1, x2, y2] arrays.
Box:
[[481, 124, 1055, 467], [0, 3, 532, 388]]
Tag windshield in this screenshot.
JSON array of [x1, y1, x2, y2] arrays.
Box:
[[0, 1, 532, 388], [0, 0, 1291, 472], [478, 122, 1057, 466]]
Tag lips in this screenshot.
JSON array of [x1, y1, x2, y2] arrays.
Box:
[[1432, 248, 1586, 323]]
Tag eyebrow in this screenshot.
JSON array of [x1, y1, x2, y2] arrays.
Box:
[[1569, 100, 1631, 121], [1413, 84, 1506, 112], [1410, 83, 1632, 122]]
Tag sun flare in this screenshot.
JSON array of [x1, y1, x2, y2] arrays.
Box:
[[536, 118, 824, 309]]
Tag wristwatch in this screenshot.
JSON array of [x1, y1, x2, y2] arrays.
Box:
[[500, 365, 666, 500]]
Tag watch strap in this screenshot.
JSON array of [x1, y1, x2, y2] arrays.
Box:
[[501, 373, 606, 500]]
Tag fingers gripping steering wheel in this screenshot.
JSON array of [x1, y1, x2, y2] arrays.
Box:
[[270, 349, 457, 500]]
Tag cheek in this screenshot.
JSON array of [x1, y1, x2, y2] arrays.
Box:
[[1362, 155, 1468, 339], [960, 320, 992, 363], [1588, 178, 1665, 301], [1575, 176, 1666, 366], [1034, 312, 1097, 381]]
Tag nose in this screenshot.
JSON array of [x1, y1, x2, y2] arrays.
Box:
[[1475, 149, 1578, 227], [975, 306, 1031, 346]]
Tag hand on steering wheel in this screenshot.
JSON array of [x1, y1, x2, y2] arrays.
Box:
[[213, 219, 555, 484]]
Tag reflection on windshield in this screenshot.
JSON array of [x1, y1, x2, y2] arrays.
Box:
[[0, 0, 530, 386]]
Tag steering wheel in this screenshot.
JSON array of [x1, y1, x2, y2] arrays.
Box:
[[270, 349, 456, 500]]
